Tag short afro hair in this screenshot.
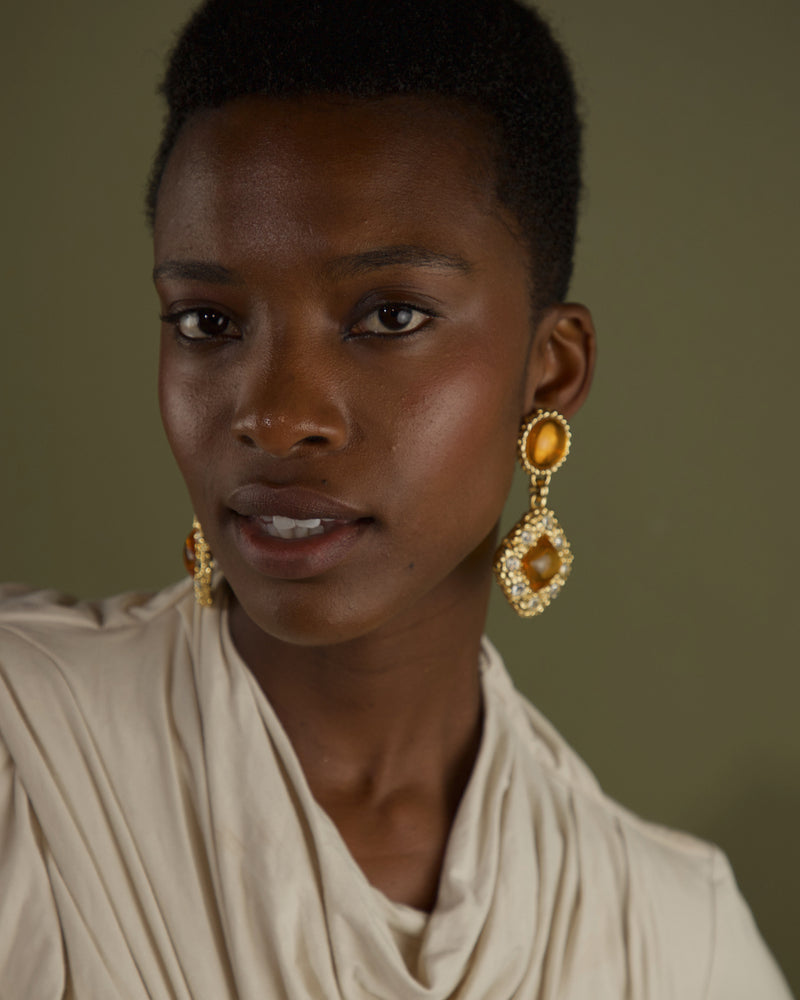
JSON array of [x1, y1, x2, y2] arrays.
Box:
[[147, 0, 582, 308]]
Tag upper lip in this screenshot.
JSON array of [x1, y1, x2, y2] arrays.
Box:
[[227, 484, 369, 522]]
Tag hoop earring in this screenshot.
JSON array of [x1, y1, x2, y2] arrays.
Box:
[[494, 410, 573, 617], [183, 516, 215, 607]]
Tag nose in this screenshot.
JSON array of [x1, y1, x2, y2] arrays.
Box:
[[230, 339, 349, 457]]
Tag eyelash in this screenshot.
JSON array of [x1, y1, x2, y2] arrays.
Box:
[[160, 302, 438, 342], [347, 303, 437, 339]]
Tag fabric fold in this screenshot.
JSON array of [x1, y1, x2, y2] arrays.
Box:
[[0, 580, 792, 999]]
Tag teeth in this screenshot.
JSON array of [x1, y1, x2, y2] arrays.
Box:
[[258, 515, 335, 540], [273, 515, 322, 530]]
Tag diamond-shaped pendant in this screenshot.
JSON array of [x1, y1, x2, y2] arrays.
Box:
[[494, 507, 572, 617]]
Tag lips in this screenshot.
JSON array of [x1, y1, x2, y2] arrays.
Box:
[[227, 483, 367, 522], [225, 483, 373, 579]]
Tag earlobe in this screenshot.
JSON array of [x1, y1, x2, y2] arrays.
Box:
[[524, 303, 596, 418]]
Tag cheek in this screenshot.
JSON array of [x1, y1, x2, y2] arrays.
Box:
[[386, 354, 523, 528], [158, 346, 221, 489]]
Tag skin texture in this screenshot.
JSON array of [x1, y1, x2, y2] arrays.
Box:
[[155, 94, 595, 910]]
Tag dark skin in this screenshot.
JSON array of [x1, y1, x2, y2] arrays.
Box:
[[155, 94, 595, 910]]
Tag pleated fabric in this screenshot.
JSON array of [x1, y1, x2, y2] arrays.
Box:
[[0, 580, 791, 999]]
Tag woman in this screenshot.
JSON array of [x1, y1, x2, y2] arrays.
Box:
[[0, 0, 793, 997]]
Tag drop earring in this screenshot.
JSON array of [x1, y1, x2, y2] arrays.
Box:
[[494, 410, 573, 617], [183, 516, 215, 607]]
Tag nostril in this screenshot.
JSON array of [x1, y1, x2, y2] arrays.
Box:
[[233, 426, 342, 455], [231, 403, 349, 455]]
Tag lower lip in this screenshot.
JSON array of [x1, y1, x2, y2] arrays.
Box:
[[231, 513, 371, 580]]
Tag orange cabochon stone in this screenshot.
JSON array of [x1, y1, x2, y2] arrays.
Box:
[[183, 532, 196, 575], [527, 417, 568, 470], [522, 537, 561, 590]]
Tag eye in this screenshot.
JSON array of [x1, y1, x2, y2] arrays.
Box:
[[350, 303, 433, 338], [160, 308, 235, 341]]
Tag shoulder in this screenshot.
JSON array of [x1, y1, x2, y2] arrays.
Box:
[[482, 637, 722, 897], [0, 579, 198, 766], [0, 578, 195, 682], [0, 577, 195, 641], [481, 639, 793, 998]]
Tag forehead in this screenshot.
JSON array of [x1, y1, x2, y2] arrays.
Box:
[[154, 94, 522, 268]]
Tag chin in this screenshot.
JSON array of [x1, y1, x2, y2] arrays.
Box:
[[231, 581, 400, 649]]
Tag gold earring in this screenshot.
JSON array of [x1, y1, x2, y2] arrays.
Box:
[[494, 410, 573, 617], [183, 516, 215, 607]]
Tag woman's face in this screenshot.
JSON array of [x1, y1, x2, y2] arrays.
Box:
[[155, 94, 574, 646]]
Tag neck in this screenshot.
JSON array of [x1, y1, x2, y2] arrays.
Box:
[[227, 558, 494, 910], [229, 582, 488, 799]]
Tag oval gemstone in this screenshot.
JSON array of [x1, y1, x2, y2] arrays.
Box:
[[183, 531, 196, 575], [527, 417, 568, 470], [522, 537, 561, 590]]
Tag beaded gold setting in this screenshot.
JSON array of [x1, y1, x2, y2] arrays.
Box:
[[183, 516, 215, 607], [494, 410, 573, 618], [494, 508, 573, 617]]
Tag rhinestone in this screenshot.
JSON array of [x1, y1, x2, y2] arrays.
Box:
[[553, 535, 564, 549], [520, 530, 534, 545], [542, 516, 554, 532], [522, 596, 539, 611], [511, 582, 526, 598], [506, 555, 521, 572]]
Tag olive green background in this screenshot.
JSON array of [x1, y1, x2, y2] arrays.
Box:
[[2, 0, 798, 987]]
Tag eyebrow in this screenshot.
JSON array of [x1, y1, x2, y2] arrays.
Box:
[[322, 245, 473, 279], [152, 245, 473, 285], [152, 261, 242, 285]]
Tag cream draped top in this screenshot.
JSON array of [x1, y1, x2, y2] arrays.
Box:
[[0, 580, 792, 999]]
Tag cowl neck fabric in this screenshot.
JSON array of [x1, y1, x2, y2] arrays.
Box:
[[200, 589, 542, 998], [5, 580, 785, 999]]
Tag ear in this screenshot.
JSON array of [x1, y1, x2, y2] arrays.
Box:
[[523, 303, 596, 418]]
